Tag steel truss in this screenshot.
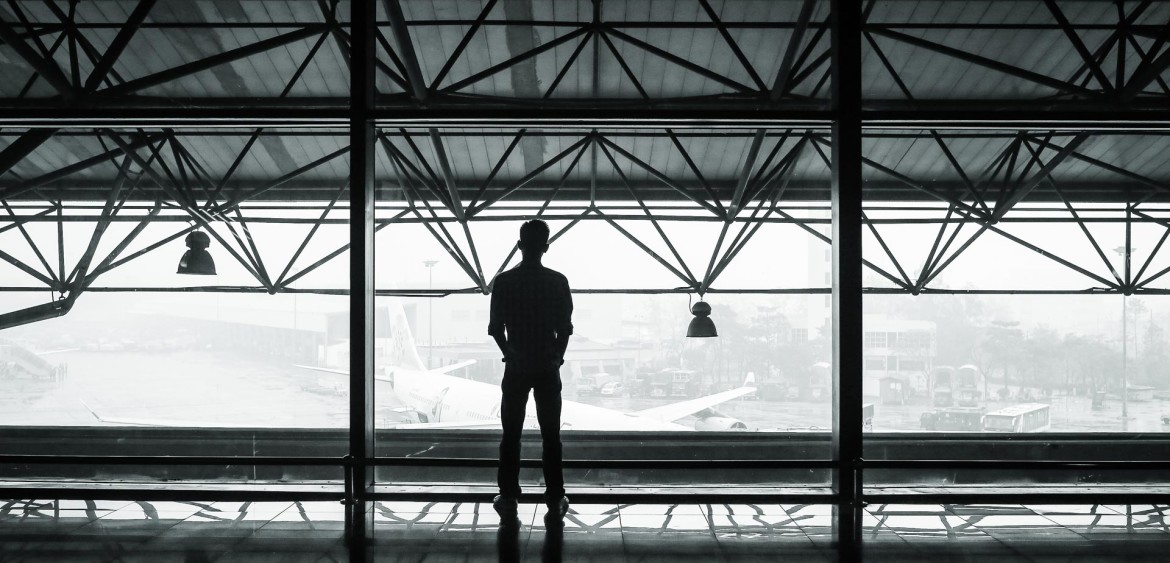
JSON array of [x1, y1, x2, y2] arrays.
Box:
[[2, 1, 1170, 561], [4, 128, 1170, 303], [0, 0, 1164, 118]]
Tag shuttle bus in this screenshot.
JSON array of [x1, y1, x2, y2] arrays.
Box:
[[931, 366, 955, 407], [920, 407, 985, 431], [954, 364, 984, 407], [982, 403, 1051, 433]]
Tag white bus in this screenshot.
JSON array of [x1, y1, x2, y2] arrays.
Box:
[[982, 403, 1051, 433]]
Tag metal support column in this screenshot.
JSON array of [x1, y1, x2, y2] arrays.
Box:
[[347, 0, 377, 560], [830, 0, 864, 560]]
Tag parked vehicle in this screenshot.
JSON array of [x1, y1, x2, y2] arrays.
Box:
[[576, 372, 616, 396], [954, 365, 984, 407], [983, 403, 1051, 433], [599, 381, 625, 397], [920, 407, 985, 431], [931, 366, 955, 407], [646, 369, 699, 398]]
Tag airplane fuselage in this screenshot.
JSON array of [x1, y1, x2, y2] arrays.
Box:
[[385, 369, 690, 431]]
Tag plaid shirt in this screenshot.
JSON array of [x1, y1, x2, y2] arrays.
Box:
[[488, 262, 573, 364]]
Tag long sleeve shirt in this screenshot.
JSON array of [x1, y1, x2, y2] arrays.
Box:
[[488, 262, 573, 366]]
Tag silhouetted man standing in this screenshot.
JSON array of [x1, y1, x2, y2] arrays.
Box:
[[488, 219, 573, 522]]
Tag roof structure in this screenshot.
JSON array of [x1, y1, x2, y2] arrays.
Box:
[[1, 0, 1169, 312], [5, 4, 1169, 548]]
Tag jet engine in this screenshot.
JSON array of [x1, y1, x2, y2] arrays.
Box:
[[693, 408, 750, 431], [694, 416, 749, 431]]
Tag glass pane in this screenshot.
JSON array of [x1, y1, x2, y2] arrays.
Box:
[[861, 128, 1170, 492], [0, 128, 350, 483], [373, 127, 833, 490]]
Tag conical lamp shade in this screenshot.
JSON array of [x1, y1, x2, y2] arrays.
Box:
[[686, 301, 717, 338], [177, 249, 216, 275]]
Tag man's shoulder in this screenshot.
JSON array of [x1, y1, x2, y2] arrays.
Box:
[[503, 264, 569, 282], [536, 266, 571, 288], [541, 266, 569, 282], [492, 269, 520, 293]]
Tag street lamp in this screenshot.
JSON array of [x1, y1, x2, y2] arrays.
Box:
[[1113, 245, 1134, 428], [423, 260, 438, 369]]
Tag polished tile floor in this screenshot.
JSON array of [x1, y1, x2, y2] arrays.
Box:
[[0, 499, 1167, 561]]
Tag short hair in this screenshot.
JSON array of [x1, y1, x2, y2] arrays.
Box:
[[519, 219, 550, 247]]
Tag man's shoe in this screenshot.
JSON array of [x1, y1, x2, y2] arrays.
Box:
[[493, 494, 518, 517], [544, 495, 569, 519]]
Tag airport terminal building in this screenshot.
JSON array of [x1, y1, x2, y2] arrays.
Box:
[[1, 1, 1169, 561]]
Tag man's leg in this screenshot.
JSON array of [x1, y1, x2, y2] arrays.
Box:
[[497, 371, 529, 502], [532, 373, 565, 507]]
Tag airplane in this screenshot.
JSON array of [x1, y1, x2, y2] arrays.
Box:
[[296, 303, 758, 432], [82, 301, 757, 431]]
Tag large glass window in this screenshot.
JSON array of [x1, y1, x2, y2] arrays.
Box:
[[371, 127, 834, 491], [0, 128, 350, 483], [3, 1, 1168, 553], [861, 128, 1170, 493]]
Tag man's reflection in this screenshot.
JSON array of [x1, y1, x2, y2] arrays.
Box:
[[495, 515, 565, 562], [496, 517, 522, 562], [541, 514, 564, 562], [497, 512, 568, 562]]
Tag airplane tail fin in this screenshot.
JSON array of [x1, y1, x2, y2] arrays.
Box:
[[383, 300, 426, 372], [744, 372, 756, 388]]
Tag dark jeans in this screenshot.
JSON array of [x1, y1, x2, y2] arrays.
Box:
[[498, 364, 564, 502]]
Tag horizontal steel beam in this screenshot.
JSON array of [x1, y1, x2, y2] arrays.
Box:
[[866, 460, 1170, 470], [863, 110, 1170, 130], [368, 490, 839, 504], [372, 458, 831, 469], [13, 211, 1160, 225], [3, 108, 1170, 129], [864, 492, 1170, 505], [0, 487, 343, 502], [3, 129, 1167, 140], [0, 454, 344, 466], [5, 183, 1163, 204], [0, 485, 1162, 506], [6, 285, 1169, 296]]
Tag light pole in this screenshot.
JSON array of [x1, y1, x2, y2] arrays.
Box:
[[1122, 291, 1129, 428], [423, 260, 438, 369], [1113, 246, 1133, 428]]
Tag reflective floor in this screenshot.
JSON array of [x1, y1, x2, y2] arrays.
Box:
[[0, 499, 1167, 561]]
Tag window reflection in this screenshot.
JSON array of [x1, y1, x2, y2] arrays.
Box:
[[0, 292, 349, 428], [865, 295, 1168, 434], [374, 295, 832, 433]]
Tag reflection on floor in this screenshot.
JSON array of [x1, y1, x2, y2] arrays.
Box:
[[0, 499, 1167, 561]]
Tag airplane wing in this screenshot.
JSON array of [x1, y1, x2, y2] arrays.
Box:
[[294, 365, 348, 376], [432, 360, 476, 374], [383, 420, 499, 430], [80, 400, 250, 428], [632, 386, 757, 423], [80, 400, 495, 429], [293, 359, 476, 380]]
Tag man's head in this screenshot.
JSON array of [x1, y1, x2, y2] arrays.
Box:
[[518, 219, 550, 258]]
